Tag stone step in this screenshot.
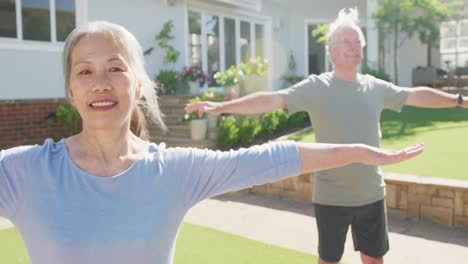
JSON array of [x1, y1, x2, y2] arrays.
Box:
[[158, 95, 194, 106]]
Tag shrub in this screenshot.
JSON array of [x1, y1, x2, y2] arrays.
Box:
[[156, 70, 179, 95], [260, 111, 279, 139], [55, 104, 81, 136], [217, 116, 239, 150], [238, 117, 262, 146], [288, 111, 310, 128]]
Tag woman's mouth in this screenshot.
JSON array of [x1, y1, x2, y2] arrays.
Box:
[[89, 100, 118, 111]]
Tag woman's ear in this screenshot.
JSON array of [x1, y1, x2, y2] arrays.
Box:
[[68, 89, 75, 106], [135, 81, 143, 99]]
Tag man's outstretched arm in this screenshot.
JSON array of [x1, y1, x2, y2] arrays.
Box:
[[405, 87, 466, 108], [185, 91, 287, 117]]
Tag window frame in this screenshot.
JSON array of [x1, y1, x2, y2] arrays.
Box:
[[0, 0, 88, 52], [185, 1, 270, 76]]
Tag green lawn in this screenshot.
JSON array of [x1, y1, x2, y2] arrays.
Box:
[[0, 224, 317, 264], [288, 107, 468, 181]]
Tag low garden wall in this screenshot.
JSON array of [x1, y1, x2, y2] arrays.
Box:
[[249, 172, 468, 228]]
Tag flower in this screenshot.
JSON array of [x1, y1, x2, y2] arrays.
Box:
[[180, 65, 208, 85]]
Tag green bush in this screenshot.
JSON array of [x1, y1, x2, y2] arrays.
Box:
[[362, 66, 391, 82], [275, 110, 288, 132], [288, 111, 310, 127], [260, 111, 279, 139], [55, 104, 81, 136], [156, 70, 179, 94], [238, 117, 262, 146], [217, 116, 239, 150]]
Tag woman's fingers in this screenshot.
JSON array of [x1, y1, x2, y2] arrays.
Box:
[[383, 143, 424, 164]]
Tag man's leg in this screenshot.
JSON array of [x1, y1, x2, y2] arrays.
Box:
[[351, 199, 389, 264], [314, 203, 354, 264]]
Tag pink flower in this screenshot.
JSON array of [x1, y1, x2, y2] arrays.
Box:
[[170, 89, 175, 94], [231, 88, 237, 98], [208, 93, 215, 99]]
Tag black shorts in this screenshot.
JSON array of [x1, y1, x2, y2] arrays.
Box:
[[314, 199, 389, 262]]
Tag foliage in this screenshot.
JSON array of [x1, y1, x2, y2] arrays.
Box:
[[155, 70, 179, 95], [213, 65, 244, 87], [181, 65, 209, 85], [311, 24, 330, 46], [217, 110, 310, 150], [55, 104, 81, 136], [287, 111, 310, 128], [216, 116, 239, 150], [373, 0, 461, 83], [238, 117, 262, 146], [182, 97, 204, 122], [260, 111, 280, 139], [362, 65, 392, 82], [201, 88, 223, 102], [238, 57, 269, 77], [156, 20, 180, 66]]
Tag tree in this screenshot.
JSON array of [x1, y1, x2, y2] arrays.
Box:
[[410, 0, 462, 67], [373, 0, 461, 84]]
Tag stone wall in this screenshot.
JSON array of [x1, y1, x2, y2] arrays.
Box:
[[249, 172, 468, 228]]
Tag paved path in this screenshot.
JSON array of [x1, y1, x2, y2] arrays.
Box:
[[184, 193, 468, 264]]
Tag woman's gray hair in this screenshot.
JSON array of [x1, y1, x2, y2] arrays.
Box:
[[327, 7, 366, 49], [62, 21, 167, 137]]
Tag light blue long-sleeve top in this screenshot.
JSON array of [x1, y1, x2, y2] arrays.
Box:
[[0, 138, 301, 263]]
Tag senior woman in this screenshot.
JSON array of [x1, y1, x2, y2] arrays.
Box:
[[0, 21, 423, 264]]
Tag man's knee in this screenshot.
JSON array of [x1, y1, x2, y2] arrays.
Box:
[[318, 257, 340, 264], [360, 252, 383, 264]]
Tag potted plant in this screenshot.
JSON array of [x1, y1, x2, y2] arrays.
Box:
[[213, 65, 243, 99], [180, 65, 208, 94], [201, 88, 223, 128], [182, 97, 208, 140], [238, 56, 269, 95]]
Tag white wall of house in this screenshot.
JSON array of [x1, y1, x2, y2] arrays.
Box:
[[88, 0, 186, 81], [0, 0, 87, 100], [0, 0, 451, 101]]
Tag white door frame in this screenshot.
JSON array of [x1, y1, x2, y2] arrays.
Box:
[[304, 18, 332, 76]]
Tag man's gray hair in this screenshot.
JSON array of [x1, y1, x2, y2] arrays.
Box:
[[327, 7, 366, 49]]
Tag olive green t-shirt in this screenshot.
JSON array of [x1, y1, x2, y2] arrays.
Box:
[[278, 72, 410, 206]]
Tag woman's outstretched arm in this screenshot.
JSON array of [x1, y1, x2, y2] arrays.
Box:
[[297, 142, 424, 173]]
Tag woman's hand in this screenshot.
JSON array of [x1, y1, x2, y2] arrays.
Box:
[[185, 101, 223, 118], [297, 142, 424, 173], [360, 143, 424, 166]]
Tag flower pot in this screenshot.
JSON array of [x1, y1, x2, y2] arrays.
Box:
[[188, 81, 200, 94], [241, 75, 266, 95], [207, 114, 218, 128], [190, 118, 208, 140], [223, 85, 240, 99]]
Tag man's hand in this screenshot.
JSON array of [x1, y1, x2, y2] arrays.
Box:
[[185, 101, 223, 118]]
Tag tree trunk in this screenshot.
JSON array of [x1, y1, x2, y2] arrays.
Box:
[[427, 39, 432, 67], [394, 24, 399, 84]]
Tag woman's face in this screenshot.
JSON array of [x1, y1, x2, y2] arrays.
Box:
[[68, 32, 141, 131]]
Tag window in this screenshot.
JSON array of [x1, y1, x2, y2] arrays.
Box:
[[0, 0, 76, 42], [440, 20, 468, 69], [187, 9, 266, 76]]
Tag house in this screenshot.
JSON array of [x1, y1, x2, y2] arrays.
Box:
[[0, 0, 466, 149]]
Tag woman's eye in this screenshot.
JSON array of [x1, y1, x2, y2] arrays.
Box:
[[110, 67, 123, 72], [79, 69, 91, 75]]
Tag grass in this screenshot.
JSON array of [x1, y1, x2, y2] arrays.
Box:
[[0, 224, 317, 264], [289, 107, 468, 181]]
